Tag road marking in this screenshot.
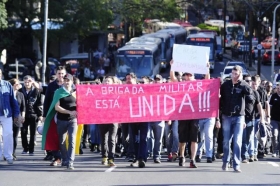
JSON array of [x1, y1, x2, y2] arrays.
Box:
[[267, 162, 279, 167], [105, 167, 116, 172]]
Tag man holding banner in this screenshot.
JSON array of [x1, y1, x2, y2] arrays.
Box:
[[220, 65, 253, 173]]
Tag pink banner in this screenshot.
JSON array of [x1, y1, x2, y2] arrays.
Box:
[[76, 79, 220, 124]]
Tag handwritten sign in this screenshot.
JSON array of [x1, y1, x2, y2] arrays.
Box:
[[172, 44, 210, 74], [76, 79, 220, 124]]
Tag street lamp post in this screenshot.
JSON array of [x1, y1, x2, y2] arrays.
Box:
[[42, 0, 49, 85], [271, 4, 280, 84]]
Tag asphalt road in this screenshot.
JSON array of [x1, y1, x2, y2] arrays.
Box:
[[0, 136, 280, 186]]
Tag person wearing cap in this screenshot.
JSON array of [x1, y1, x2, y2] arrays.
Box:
[[169, 60, 213, 168], [0, 69, 21, 165], [44, 73, 77, 170], [18, 75, 43, 155]]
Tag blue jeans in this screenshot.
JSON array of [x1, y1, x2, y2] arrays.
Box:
[[197, 118, 215, 158], [241, 119, 254, 159], [222, 115, 244, 170], [56, 119, 78, 165], [164, 120, 179, 154], [252, 118, 260, 156], [148, 121, 165, 159], [90, 124, 100, 144]]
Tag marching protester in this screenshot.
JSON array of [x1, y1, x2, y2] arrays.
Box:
[[42, 66, 67, 165], [126, 73, 149, 168], [98, 76, 118, 167], [54, 73, 78, 170], [220, 65, 252, 172], [269, 84, 280, 158], [19, 76, 43, 155], [8, 79, 25, 160], [169, 60, 212, 168], [255, 75, 270, 159], [0, 69, 21, 164], [148, 74, 165, 164], [241, 75, 265, 163]]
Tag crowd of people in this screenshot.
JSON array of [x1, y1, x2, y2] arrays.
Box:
[[0, 62, 279, 173]]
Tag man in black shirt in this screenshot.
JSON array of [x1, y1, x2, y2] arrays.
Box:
[[269, 85, 280, 157], [241, 75, 264, 163]]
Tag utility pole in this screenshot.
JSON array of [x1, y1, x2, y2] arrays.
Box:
[[223, 0, 226, 53], [42, 0, 48, 85], [248, 10, 253, 67]]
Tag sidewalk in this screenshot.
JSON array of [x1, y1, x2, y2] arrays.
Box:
[[223, 51, 267, 80]]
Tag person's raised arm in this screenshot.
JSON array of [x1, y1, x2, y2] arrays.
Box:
[[169, 60, 178, 82], [204, 62, 210, 80]]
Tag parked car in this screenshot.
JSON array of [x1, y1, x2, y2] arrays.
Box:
[[220, 66, 234, 83], [262, 50, 280, 65], [261, 39, 277, 49], [226, 61, 249, 76]]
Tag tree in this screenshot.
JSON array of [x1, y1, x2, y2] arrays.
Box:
[[0, 0, 8, 29], [113, 0, 180, 39]]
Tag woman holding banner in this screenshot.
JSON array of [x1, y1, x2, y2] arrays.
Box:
[[98, 76, 118, 167]]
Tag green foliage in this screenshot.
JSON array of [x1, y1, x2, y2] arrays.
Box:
[[0, 0, 8, 29], [197, 23, 219, 32]]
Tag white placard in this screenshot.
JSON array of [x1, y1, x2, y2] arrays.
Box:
[[172, 44, 210, 74]]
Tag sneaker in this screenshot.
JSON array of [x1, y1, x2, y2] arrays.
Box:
[[12, 154, 17, 161], [7, 159, 13, 165], [222, 163, 228, 171], [34, 142, 37, 146], [172, 152, 178, 161], [82, 142, 87, 149], [206, 157, 212, 163], [212, 155, 216, 161], [128, 156, 135, 162], [242, 159, 248, 163], [79, 148, 83, 155], [130, 160, 139, 167], [249, 156, 254, 162], [101, 157, 108, 165], [44, 155, 53, 161], [190, 160, 197, 168], [21, 151, 28, 154], [29, 152, 34, 156], [254, 155, 258, 161], [179, 157, 185, 167], [272, 153, 277, 157], [234, 168, 242, 173], [67, 164, 74, 170], [50, 159, 61, 166], [139, 159, 145, 168], [167, 153, 173, 162], [154, 158, 161, 164], [108, 159, 116, 167], [195, 155, 201, 162]]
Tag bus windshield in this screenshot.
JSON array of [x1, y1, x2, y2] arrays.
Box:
[[116, 56, 153, 78], [186, 41, 214, 60]]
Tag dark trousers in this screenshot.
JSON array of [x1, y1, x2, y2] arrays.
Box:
[[82, 125, 90, 143], [99, 124, 118, 159], [121, 124, 130, 155], [21, 116, 37, 153], [130, 123, 148, 161], [13, 125, 20, 155]]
